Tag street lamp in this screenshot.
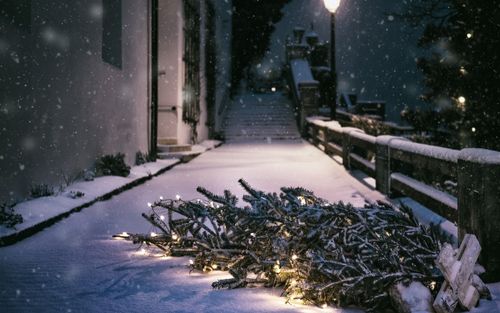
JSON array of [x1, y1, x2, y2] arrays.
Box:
[[323, 0, 341, 120]]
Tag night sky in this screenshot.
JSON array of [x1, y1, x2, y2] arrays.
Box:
[[266, 0, 427, 122]]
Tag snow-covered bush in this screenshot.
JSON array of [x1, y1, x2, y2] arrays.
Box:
[[135, 151, 155, 165], [95, 153, 130, 177], [29, 183, 54, 198], [0, 203, 23, 228]]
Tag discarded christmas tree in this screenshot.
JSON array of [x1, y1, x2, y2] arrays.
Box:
[[115, 179, 448, 312]]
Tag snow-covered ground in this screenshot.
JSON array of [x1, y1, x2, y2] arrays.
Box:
[[0, 141, 499, 312]]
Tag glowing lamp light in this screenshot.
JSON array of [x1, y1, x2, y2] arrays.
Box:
[[150, 232, 157, 238], [466, 32, 473, 39], [171, 233, 179, 241], [160, 215, 165, 221], [472, 127, 476, 133], [458, 96, 466, 104], [271, 87, 276, 92], [323, 0, 341, 13], [291, 254, 298, 261], [159, 196, 164, 200], [189, 259, 194, 265], [147, 202, 152, 208], [175, 194, 181, 200], [211, 264, 218, 270]]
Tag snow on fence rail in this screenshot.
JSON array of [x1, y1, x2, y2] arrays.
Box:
[[305, 117, 500, 281]]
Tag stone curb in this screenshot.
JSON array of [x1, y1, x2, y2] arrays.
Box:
[[0, 142, 223, 247]]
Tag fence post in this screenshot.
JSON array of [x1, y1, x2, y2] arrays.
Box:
[[458, 148, 500, 282], [341, 128, 363, 170], [375, 136, 402, 195], [298, 81, 320, 135]]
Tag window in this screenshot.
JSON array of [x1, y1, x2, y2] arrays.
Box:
[[102, 0, 122, 69], [0, 0, 31, 33]]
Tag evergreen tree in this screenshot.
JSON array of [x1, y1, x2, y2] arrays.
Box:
[[231, 0, 291, 94], [400, 0, 500, 150]]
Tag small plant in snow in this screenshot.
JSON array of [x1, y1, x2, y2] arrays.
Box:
[[95, 153, 130, 177], [67, 191, 85, 199], [29, 183, 54, 198], [0, 203, 23, 228], [135, 151, 156, 165], [83, 169, 96, 181]]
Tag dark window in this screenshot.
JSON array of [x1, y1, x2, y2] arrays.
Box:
[[102, 0, 122, 69], [182, 0, 201, 143], [0, 0, 31, 33]]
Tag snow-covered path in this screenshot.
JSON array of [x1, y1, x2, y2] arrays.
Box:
[[1, 142, 499, 313]]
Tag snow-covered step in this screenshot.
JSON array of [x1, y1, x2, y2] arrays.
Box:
[[157, 144, 192, 153], [223, 93, 300, 142], [157, 137, 178, 145]]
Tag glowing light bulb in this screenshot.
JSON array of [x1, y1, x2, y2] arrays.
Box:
[[271, 87, 276, 92], [159, 196, 164, 200], [150, 232, 157, 237], [171, 233, 178, 241], [147, 202, 152, 208], [160, 215, 165, 221], [297, 196, 306, 206], [458, 96, 466, 104], [292, 254, 298, 261], [175, 194, 181, 200], [472, 127, 476, 133], [189, 259, 194, 265], [430, 281, 437, 291], [136, 248, 147, 256], [466, 32, 472, 39]]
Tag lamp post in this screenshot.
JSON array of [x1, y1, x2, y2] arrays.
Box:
[[323, 0, 341, 120]]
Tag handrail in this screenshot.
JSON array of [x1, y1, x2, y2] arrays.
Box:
[[305, 116, 500, 279]]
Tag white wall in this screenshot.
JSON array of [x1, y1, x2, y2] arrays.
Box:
[[157, 0, 182, 140], [0, 0, 150, 203]]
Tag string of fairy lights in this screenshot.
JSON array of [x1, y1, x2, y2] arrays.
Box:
[[114, 179, 448, 312]]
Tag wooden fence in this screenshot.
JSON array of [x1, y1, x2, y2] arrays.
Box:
[[306, 117, 500, 281]]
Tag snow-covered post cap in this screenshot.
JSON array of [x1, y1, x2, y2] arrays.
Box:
[[457, 148, 500, 281], [458, 148, 500, 165]]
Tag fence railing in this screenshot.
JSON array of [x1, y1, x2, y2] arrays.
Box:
[[306, 116, 500, 281]]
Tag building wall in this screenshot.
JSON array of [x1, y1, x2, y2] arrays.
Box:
[[159, 0, 232, 144], [0, 0, 150, 203], [213, 0, 232, 134], [157, 0, 182, 140]]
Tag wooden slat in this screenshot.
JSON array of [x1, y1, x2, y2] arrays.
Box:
[[391, 172, 458, 222], [390, 148, 457, 178], [326, 142, 342, 157], [350, 153, 376, 178], [350, 131, 376, 153]]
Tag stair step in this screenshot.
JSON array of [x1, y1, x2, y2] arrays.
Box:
[[158, 144, 192, 153], [158, 137, 178, 145]]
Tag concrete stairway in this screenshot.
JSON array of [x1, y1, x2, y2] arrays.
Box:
[[157, 137, 193, 160], [223, 93, 301, 142]]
